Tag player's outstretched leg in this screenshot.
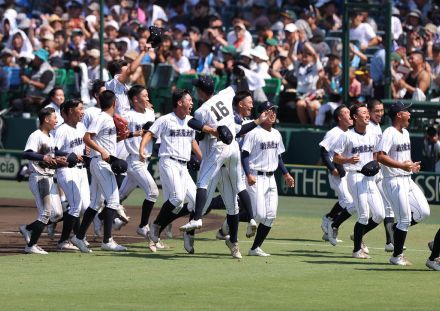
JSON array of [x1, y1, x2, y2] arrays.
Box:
[[137, 199, 155, 238], [180, 189, 206, 231], [225, 214, 242, 259], [248, 224, 271, 257], [327, 208, 351, 246], [237, 190, 257, 238], [58, 213, 79, 251], [352, 222, 370, 259], [71, 207, 97, 253], [426, 228, 440, 271]]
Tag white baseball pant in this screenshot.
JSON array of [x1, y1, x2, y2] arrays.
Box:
[[119, 155, 159, 203], [28, 173, 63, 224], [159, 157, 196, 213], [382, 176, 430, 231], [246, 173, 278, 227], [328, 174, 356, 214], [89, 157, 120, 211], [375, 171, 394, 218], [56, 166, 90, 217], [347, 172, 385, 225]]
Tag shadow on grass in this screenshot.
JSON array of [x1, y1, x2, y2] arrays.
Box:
[[94, 250, 232, 260], [266, 237, 324, 243], [355, 267, 430, 272], [303, 260, 390, 266]]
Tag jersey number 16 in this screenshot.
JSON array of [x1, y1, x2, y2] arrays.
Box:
[[210, 101, 230, 121]]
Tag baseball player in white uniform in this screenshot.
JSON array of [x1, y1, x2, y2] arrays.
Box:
[[366, 99, 396, 252], [242, 102, 294, 256], [82, 80, 106, 129], [71, 90, 128, 253], [319, 105, 356, 245], [333, 103, 385, 259], [139, 89, 201, 252], [118, 85, 160, 251], [377, 101, 430, 266], [19, 107, 65, 254], [179, 76, 247, 259], [54, 99, 89, 251]]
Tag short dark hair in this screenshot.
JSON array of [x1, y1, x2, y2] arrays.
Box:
[[99, 90, 116, 111], [232, 91, 252, 107], [61, 99, 83, 114], [410, 50, 425, 61], [333, 104, 348, 124], [38, 107, 55, 124], [172, 89, 190, 108], [91, 80, 105, 98], [349, 102, 366, 120], [107, 59, 129, 77], [128, 85, 146, 101], [367, 99, 383, 111]]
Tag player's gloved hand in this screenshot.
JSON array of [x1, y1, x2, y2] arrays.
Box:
[[284, 173, 295, 188], [247, 174, 256, 186]]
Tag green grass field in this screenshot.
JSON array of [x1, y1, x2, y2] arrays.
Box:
[[0, 180, 439, 310]]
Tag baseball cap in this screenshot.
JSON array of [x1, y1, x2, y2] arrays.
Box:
[[173, 24, 187, 33], [265, 38, 278, 46], [315, 0, 334, 8], [48, 14, 62, 23], [87, 48, 100, 58], [280, 9, 296, 20], [388, 101, 412, 118], [88, 2, 100, 11], [41, 33, 54, 41], [34, 48, 49, 62], [192, 75, 214, 95], [284, 23, 298, 33], [220, 45, 236, 55], [257, 101, 278, 113], [424, 23, 438, 35], [105, 20, 119, 31], [391, 52, 402, 62], [408, 9, 422, 19]]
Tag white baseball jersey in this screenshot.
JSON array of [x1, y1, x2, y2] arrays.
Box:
[[319, 126, 345, 161], [194, 87, 236, 152], [124, 109, 155, 156], [333, 128, 379, 172], [376, 126, 412, 177], [82, 106, 101, 129], [24, 130, 56, 176], [367, 121, 382, 150], [45, 102, 64, 128], [54, 122, 87, 156], [105, 75, 130, 116], [242, 126, 285, 172], [148, 112, 195, 161], [86, 111, 117, 157]]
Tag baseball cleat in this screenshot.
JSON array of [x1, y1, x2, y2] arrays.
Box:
[[19, 225, 31, 244], [116, 206, 130, 223], [137, 225, 150, 239], [112, 218, 126, 231], [389, 254, 412, 266], [155, 239, 166, 249], [322, 233, 329, 241], [183, 232, 194, 254], [246, 219, 257, 238], [149, 223, 161, 243], [25, 244, 48, 255], [164, 223, 173, 239], [426, 258, 440, 271], [179, 219, 202, 232], [71, 235, 92, 253], [57, 241, 79, 251], [148, 240, 157, 252], [428, 241, 434, 251], [101, 238, 127, 251], [327, 221, 339, 246], [83, 238, 90, 247], [321, 216, 330, 234], [216, 229, 230, 240], [352, 249, 371, 259], [350, 234, 369, 254], [248, 247, 270, 257], [385, 243, 394, 252], [225, 239, 242, 259]]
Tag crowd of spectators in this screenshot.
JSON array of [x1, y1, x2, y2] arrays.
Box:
[[0, 0, 439, 125]]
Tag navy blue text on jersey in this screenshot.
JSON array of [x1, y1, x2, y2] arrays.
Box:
[[69, 137, 83, 148], [351, 145, 374, 154], [396, 143, 411, 152], [169, 129, 194, 137], [107, 127, 117, 135], [260, 141, 279, 150]]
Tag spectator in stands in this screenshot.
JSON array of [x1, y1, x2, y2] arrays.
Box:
[[250, 46, 271, 79], [265, 38, 279, 62], [213, 45, 236, 79], [11, 49, 55, 115], [191, 0, 212, 31], [105, 20, 119, 41], [348, 68, 361, 98], [41, 33, 63, 69], [195, 39, 214, 74], [284, 23, 302, 62], [349, 11, 381, 50], [316, 0, 341, 32], [7, 30, 33, 60], [431, 44, 440, 99], [43, 86, 64, 127], [172, 24, 186, 45], [422, 126, 440, 172], [108, 41, 121, 61], [357, 69, 373, 100], [184, 26, 201, 59], [295, 44, 323, 124], [87, 49, 109, 82], [423, 23, 438, 59], [124, 50, 145, 87], [0, 48, 16, 67], [315, 92, 341, 126], [227, 21, 252, 53], [170, 43, 191, 75], [317, 52, 342, 95], [396, 50, 430, 100], [272, 9, 296, 43], [0, 66, 7, 92], [155, 35, 173, 65], [371, 49, 401, 99], [65, 50, 90, 104], [310, 29, 330, 60], [54, 30, 68, 59]]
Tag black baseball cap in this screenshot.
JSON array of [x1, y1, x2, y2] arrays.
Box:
[[192, 75, 214, 95], [388, 101, 412, 118], [257, 101, 278, 113]]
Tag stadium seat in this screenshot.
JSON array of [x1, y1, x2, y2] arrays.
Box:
[[263, 78, 282, 105], [149, 64, 174, 114], [175, 73, 198, 93], [141, 64, 154, 88], [55, 68, 67, 86]]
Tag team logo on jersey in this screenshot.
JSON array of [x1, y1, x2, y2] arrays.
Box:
[[38, 144, 54, 155], [351, 145, 374, 154], [260, 141, 279, 150], [70, 137, 83, 148], [396, 143, 411, 152], [169, 129, 194, 137], [107, 127, 117, 135]]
